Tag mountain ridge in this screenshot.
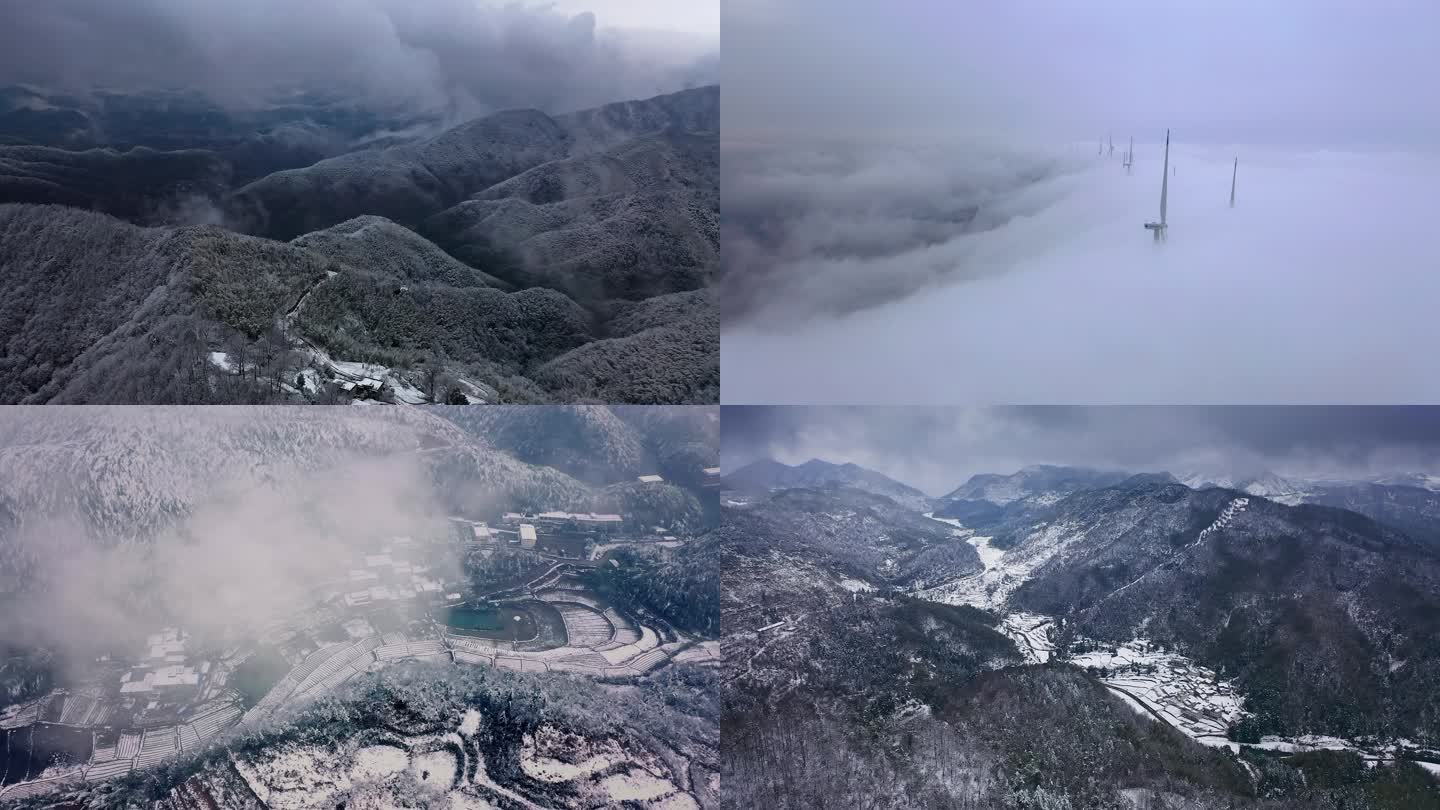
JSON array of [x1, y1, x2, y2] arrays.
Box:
[[0, 87, 719, 404], [724, 457, 932, 511], [721, 474, 1440, 808], [228, 86, 718, 242]]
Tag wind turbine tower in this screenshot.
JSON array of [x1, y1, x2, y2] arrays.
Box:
[[1144, 129, 1171, 242], [1229, 157, 1237, 208], [1123, 136, 1133, 175], [1108, 133, 1114, 158]]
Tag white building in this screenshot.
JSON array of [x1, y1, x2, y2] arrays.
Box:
[[413, 577, 444, 594], [575, 513, 623, 528], [146, 629, 187, 662], [151, 664, 201, 689], [120, 662, 200, 694], [519, 524, 537, 549]]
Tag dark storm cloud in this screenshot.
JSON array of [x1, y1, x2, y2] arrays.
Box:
[[721, 406, 1440, 495], [0, 0, 718, 116]]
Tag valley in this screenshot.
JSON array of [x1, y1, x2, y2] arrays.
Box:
[[917, 497, 1440, 768], [721, 430, 1440, 809]]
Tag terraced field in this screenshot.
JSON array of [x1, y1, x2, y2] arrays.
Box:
[[1070, 639, 1244, 743], [0, 702, 244, 801], [0, 557, 716, 803], [164, 710, 707, 809]]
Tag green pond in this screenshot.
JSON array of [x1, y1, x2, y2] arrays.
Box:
[[442, 604, 506, 631]]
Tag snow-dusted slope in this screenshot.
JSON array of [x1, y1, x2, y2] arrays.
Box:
[[940, 465, 1135, 507], [292, 215, 512, 290], [918, 512, 1089, 610], [229, 86, 718, 243], [725, 458, 932, 512], [1175, 470, 1312, 505], [0, 406, 587, 549], [426, 128, 717, 303]]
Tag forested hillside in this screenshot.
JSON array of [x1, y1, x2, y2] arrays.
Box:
[[0, 86, 719, 404], [721, 480, 1440, 810]]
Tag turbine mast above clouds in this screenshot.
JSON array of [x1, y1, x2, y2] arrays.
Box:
[[1230, 156, 1238, 208], [1144, 129, 1171, 242]]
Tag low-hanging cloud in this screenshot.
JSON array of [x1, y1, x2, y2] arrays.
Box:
[[0, 0, 718, 118], [722, 406, 1440, 496], [721, 137, 1440, 403], [720, 135, 1081, 323], [0, 406, 501, 698], [720, 0, 1440, 404], [0, 454, 451, 689]]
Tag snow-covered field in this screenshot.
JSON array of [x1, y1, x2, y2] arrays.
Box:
[[917, 512, 1083, 611], [227, 712, 699, 809], [999, 613, 1055, 665], [1069, 638, 1244, 743], [204, 271, 500, 404], [207, 351, 235, 373], [300, 346, 495, 405]]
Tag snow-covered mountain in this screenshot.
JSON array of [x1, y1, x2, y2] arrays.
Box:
[[939, 465, 1139, 507], [1371, 472, 1440, 491], [925, 475, 1440, 743], [228, 86, 718, 244], [1173, 470, 1440, 541], [0, 406, 590, 555], [721, 472, 1440, 808], [1173, 469, 1314, 505], [723, 458, 932, 511], [0, 86, 719, 406]]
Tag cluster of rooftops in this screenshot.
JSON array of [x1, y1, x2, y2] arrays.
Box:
[[119, 629, 208, 695]]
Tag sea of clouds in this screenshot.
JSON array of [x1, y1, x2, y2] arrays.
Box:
[[722, 135, 1440, 403]]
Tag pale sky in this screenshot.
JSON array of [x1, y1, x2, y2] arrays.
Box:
[[553, 0, 718, 37], [723, 406, 1440, 495], [724, 0, 1440, 147]]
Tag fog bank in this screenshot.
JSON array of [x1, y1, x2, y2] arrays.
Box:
[[722, 140, 1440, 403], [0, 0, 718, 117]]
